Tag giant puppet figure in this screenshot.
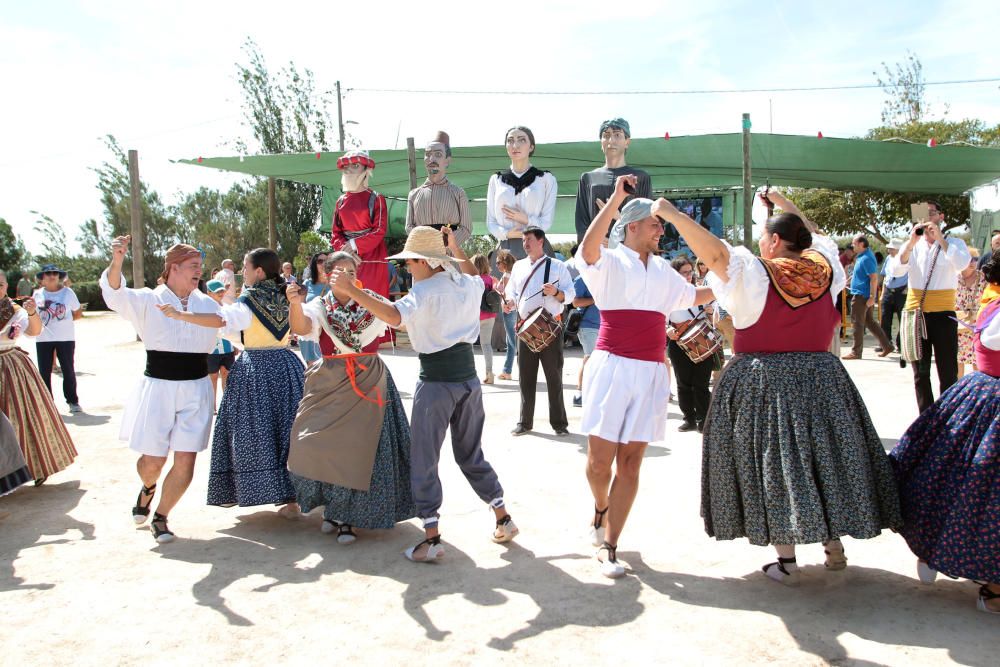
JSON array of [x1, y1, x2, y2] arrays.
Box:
[[405, 131, 472, 245], [331, 150, 390, 305]]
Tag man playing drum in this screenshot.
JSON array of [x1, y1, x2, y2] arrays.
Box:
[[576, 175, 715, 578], [504, 227, 576, 437]]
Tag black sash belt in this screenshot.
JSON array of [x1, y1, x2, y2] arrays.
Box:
[[145, 350, 209, 381], [418, 342, 476, 383]]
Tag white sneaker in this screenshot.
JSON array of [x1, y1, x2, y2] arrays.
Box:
[[917, 560, 938, 584], [763, 559, 800, 586], [320, 520, 337, 534], [597, 544, 626, 579], [492, 515, 519, 543]]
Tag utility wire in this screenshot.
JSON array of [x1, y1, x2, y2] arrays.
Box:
[[347, 77, 1000, 96]]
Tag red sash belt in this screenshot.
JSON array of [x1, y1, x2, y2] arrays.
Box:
[[595, 310, 666, 363], [321, 352, 385, 407]]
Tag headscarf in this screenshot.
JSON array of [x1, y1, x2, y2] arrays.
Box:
[[160, 244, 202, 282], [599, 118, 631, 138], [609, 198, 654, 248]]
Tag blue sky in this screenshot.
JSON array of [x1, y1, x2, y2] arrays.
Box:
[[2, 0, 998, 255]]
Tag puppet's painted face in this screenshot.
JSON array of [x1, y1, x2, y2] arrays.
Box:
[[424, 142, 450, 179]]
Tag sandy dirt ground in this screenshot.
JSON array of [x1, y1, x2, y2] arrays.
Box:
[[0, 311, 994, 666]]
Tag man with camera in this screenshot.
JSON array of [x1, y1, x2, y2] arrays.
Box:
[[891, 200, 972, 412]]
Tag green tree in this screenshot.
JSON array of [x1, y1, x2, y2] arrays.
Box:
[[30, 212, 105, 283], [78, 135, 190, 287], [294, 230, 329, 276], [789, 53, 1000, 241], [0, 218, 31, 295], [233, 38, 334, 259]]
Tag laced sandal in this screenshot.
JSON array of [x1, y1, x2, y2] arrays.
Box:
[[492, 514, 519, 543], [404, 535, 444, 563], [589, 506, 608, 547], [977, 585, 1000, 614], [132, 483, 157, 525], [763, 557, 800, 586], [337, 523, 357, 545], [150, 512, 175, 544], [597, 542, 625, 579], [823, 541, 847, 570]]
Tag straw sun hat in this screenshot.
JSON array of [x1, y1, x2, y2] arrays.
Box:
[[387, 226, 463, 263]]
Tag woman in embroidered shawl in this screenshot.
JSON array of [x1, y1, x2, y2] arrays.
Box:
[[160, 248, 303, 511], [889, 255, 1000, 614], [0, 271, 76, 487], [655, 191, 901, 587], [285, 252, 416, 543]]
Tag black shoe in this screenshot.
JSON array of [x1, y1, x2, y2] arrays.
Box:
[[511, 424, 531, 437], [697, 422, 704, 433], [572, 394, 582, 408], [899, 358, 907, 369], [678, 421, 696, 432], [554, 427, 570, 437]]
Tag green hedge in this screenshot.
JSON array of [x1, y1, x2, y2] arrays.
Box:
[[72, 281, 108, 311]]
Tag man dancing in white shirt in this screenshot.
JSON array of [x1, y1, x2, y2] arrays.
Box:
[[101, 236, 221, 543], [577, 175, 714, 577]]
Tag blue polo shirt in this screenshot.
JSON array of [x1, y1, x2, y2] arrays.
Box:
[[572, 275, 601, 330], [850, 248, 878, 298]]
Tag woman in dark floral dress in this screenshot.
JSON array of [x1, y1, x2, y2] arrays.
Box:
[[659, 190, 902, 587], [890, 255, 1000, 614], [285, 252, 416, 544]]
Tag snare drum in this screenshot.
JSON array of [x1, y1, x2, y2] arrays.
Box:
[[516, 307, 562, 353], [677, 318, 724, 363]]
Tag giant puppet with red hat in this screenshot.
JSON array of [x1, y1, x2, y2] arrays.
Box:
[[331, 149, 391, 341]]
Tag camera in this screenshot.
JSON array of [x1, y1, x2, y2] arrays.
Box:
[[914, 225, 925, 236]]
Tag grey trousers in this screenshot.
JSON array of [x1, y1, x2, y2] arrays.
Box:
[[410, 379, 504, 525]]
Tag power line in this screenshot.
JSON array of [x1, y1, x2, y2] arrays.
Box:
[[347, 77, 1000, 96]]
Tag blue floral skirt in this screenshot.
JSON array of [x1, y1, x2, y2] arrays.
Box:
[[702, 352, 902, 546], [290, 373, 416, 528], [208, 348, 304, 507], [890, 371, 1000, 582]]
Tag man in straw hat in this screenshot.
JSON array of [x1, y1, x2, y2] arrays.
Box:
[[331, 149, 391, 320], [576, 174, 715, 578], [405, 131, 472, 245], [574, 118, 652, 244], [330, 225, 518, 563], [100, 237, 221, 543]]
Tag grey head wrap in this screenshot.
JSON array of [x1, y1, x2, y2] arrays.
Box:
[[609, 198, 655, 248]]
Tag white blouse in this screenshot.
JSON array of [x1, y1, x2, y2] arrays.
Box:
[[980, 305, 1000, 351], [0, 308, 32, 350], [889, 238, 971, 290], [100, 271, 220, 354], [706, 236, 846, 329], [485, 169, 558, 239]]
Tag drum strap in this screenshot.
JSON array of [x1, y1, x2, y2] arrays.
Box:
[[516, 258, 551, 324]]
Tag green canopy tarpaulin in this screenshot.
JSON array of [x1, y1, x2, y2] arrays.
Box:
[[177, 133, 1000, 236]]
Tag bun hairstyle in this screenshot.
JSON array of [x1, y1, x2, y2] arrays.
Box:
[[765, 213, 812, 252], [983, 252, 1000, 286], [246, 248, 284, 287]]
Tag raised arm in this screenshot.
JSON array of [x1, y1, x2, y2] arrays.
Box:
[[444, 226, 477, 276], [157, 304, 225, 328], [766, 191, 823, 236], [581, 174, 633, 266], [286, 284, 313, 336], [331, 268, 402, 327], [655, 199, 730, 280], [106, 235, 130, 290]]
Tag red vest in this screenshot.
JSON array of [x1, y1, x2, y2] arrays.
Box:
[[734, 284, 839, 354]]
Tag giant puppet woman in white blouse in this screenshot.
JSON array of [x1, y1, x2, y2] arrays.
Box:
[[486, 126, 557, 260]]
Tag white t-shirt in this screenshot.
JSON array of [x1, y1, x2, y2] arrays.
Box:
[[33, 287, 81, 342], [394, 271, 484, 354]]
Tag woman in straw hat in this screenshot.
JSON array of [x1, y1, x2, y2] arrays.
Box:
[[331, 226, 518, 562], [284, 251, 416, 544]]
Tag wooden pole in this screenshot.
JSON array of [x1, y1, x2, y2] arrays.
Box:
[[741, 113, 753, 248], [127, 150, 145, 288], [268, 177, 277, 250], [406, 137, 417, 190], [336, 80, 345, 152]]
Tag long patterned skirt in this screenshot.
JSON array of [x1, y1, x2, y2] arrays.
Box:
[[0, 347, 76, 480], [207, 348, 303, 507], [290, 372, 416, 528], [702, 351, 902, 546], [0, 411, 31, 494], [890, 371, 1000, 582]]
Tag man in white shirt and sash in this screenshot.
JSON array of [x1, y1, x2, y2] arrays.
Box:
[[891, 199, 971, 412], [101, 236, 221, 544], [577, 175, 714, 578], [332, 226, 518, 563]]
